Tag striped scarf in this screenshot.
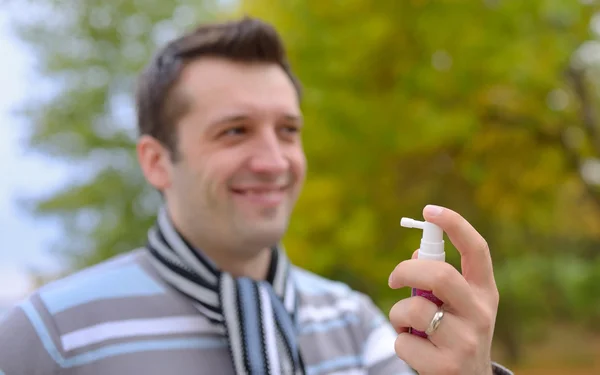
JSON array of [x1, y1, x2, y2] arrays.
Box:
[[146, 207, 306, 375]]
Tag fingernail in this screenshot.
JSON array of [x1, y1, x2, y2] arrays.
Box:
[[388, 273, 394, 287], [424, 204, 443, 217]]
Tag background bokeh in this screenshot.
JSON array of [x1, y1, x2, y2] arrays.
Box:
[[2, 0, 600, 373]]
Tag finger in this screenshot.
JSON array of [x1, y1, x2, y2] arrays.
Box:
[[422, 205, 495, 289], [389, 296, 468, 349], [389, 259, 478, 318], [394, 332, 445, 375], [390, 250, 416, 288], [389, 295, 439, 335]]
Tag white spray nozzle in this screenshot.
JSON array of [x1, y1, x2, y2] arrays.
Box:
[[400, 218, 424, 230], [400, 217, 446, 261]]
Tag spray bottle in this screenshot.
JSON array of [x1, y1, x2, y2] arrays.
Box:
[[400, 217, 445, 338]]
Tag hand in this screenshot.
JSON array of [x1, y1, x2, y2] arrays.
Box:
[[388, 205, 499, 375]]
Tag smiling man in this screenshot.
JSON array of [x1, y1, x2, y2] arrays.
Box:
[[0, 17, 512, 375], [143, 53, 307, 280]]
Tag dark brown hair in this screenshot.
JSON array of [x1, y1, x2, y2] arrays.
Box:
[[135, 16, 302, 160]]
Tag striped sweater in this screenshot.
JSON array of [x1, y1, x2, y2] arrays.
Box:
[[0, 249, 512, 375]]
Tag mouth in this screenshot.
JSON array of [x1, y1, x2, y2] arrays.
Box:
[[230, 186, 288, 206]]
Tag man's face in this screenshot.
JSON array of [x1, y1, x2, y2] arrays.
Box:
[[142, 57, 306, 256]]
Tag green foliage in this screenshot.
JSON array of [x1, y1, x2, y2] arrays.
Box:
[[9, 0, 600, 364], [10, 0, 226, 268], [239, 0, 600, 362]]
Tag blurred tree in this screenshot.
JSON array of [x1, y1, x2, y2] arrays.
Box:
[[9, 0, 600, 365], [237, 0, 600, 364], [9, 0, 231, 270]]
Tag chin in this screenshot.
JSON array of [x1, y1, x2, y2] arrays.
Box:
[[240, 221, 289, 249]]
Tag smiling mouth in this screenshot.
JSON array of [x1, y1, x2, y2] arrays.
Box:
[[230, 186, 288, 206], [230, 187, 286, 196]]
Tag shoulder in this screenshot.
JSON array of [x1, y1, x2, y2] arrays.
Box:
[[0, 249, 203, 368], [28, 248, 201, 336], [290, 267, 411, 373], [291, 266, 355, 298], [291, 266, 384, 326], [1, 249, 228, 372], [0, 250, 163, 372], [35, 248, 165, 317], [10, 248, 169, 334]]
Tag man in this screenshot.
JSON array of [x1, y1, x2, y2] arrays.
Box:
[[0, 17, 512, 375]]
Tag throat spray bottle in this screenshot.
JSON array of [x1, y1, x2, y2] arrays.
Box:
[[400, 217, 445, 338]]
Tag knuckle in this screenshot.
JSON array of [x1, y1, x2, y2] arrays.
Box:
[[491, 287, 500, 306], [389, 261, 406, 286], [407, 298, 420, 317], [470, 302, 496, 337], [389, 300, 413, 334], [434, 263, 457, 289], [393, 334, 406, 358], [408, 299, 424, 327], [479, 238, 490, 253], [478, 308, 496, 333], [460, 332, 479, 357], [388, 301, 401, 323], [443, 358, 462, 375]]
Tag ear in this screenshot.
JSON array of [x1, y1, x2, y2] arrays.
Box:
[[137, 135, 173, 191]]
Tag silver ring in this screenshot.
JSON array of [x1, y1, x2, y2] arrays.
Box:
[[425, 306, 445, 336]]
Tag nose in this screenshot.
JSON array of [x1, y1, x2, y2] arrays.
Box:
[[248, 130, 289, 174]]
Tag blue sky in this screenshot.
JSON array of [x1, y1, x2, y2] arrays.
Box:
[[0, 11, 66, 303]]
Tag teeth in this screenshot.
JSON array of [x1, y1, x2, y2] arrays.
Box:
[[232, 187, 284, 196], [247, 190, 276, 195]]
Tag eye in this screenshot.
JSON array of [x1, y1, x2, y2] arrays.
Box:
[[221, 126, 246, 137], [280, 125, 301, 135]]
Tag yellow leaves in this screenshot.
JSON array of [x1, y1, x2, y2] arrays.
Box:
[[283, 177, 343, 269], [305, 0, 370, 19], [293, 177, 343, 230], [460, 122, 600, 238], [236, 2, 600, 305], [333, 206, 376, 251], [478, 85, 526, 115], [553, 177, 600, 239]]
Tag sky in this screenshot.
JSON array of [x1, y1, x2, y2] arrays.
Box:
[[0, 11, 66, 305], [0, 2, 222, 307]]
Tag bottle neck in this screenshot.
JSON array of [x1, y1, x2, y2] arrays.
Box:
[[418, 240, 445, 261]]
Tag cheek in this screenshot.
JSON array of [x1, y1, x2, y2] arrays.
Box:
[[195, 154, 233, 193], [171, 158, 207, 193], [290, 149, 307, 179]]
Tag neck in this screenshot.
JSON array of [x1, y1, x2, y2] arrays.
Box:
[[168, 211, 273, 281], [200, 245, 273, 280]]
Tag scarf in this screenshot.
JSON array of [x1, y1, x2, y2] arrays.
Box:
[[145, 207, 306, 375]]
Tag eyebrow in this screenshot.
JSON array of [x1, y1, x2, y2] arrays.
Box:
[[208, 113, 303, 127]]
